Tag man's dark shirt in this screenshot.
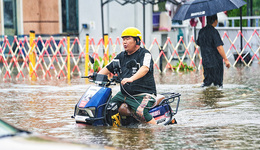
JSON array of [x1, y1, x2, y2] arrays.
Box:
[[197, 24, 224, 68], [106, 47, 157, 96]]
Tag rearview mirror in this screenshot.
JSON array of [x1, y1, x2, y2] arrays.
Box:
[[89, 55, 94, 64]]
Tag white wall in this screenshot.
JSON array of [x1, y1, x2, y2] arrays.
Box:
[[78, 1, 103, 43], [78, 0, 153, 49]]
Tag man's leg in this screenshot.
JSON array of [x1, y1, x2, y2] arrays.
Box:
[[203, 67, 214, 87], [126, 94, 156, 124], [110, 91, 125, 106], [213, 62, 224, 87], [147, 118, 157, 124], [107, 92, 126, 126]]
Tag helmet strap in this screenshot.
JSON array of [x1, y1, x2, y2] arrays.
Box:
[[135, 37, 141, 45]]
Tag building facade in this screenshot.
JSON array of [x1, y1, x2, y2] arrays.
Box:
[[0, 0, 78, 36], [0, 0, 154, 43], [0, 0, 259, 43]]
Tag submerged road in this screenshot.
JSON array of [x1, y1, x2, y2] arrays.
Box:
[[0, 64, 260, 149]]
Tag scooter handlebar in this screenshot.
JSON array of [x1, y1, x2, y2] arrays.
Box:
[[81, 72, 97, 79], [81, 73, 122, 87], [81, 76, 89, 78]]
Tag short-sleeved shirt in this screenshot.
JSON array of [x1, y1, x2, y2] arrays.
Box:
[[106, 47, 157, 96], [196, 24, 224, 68]]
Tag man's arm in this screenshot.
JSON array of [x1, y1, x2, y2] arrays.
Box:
[[217, 45, 231, 68], [121, 66, 149, 85], [98, 67, 111, 75]]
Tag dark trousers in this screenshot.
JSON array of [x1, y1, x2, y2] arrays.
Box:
[[203, 62, 224, 87]]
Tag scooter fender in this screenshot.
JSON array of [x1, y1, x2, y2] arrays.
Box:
[[149, 104, 172, 125], [78, 86, 111, 108], [75, 86, 111, 125]]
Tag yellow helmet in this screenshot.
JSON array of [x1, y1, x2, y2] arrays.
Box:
[[121, 27, 142, 41]]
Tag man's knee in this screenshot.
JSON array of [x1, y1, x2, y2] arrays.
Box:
[[133, 109, 152, 122]]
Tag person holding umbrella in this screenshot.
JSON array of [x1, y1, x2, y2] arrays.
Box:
[[196, 14, 231, 88], [172, 0, 246, 88]]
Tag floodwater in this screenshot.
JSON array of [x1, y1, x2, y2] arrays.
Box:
[[1, 64, 260, 150]]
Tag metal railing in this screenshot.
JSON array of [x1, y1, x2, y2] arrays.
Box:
[[222, 16, 260, 28]]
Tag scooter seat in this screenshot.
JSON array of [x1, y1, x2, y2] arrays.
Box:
[[118, 94, 165, 116], [151, 94, 165, 108]]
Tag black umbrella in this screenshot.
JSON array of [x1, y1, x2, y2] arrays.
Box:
[[172, 0, 246, 51], [172, 0, 246, 21]]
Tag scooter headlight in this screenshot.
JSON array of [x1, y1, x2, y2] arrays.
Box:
[[86, 107, 96, 117], [77, 107, 96, 118]]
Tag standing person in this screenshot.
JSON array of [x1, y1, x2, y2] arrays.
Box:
[[196, 14, 231, 88], [98, 27, 157, 124]]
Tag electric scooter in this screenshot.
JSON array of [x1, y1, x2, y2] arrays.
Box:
[[71, 60, 181, 126]]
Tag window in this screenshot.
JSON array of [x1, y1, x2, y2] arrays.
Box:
[[152, 1, 166, 31], [3, 0, 17, 35], [62, 0, 78, 34]]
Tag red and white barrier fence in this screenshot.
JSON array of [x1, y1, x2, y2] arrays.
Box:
[[0, 29, 259, 81]]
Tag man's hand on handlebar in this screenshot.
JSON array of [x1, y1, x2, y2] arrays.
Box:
[[84, 72, 97, 80]]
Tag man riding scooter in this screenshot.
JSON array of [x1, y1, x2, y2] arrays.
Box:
[[97, 27, 157, 125]]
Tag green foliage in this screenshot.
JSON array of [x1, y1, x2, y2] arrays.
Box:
[[93, 57, 102, 72], [158, 2, 166, 12], [153, 2, 166, 12], [93, 55, 113, 72], [252, 1, 260, 15], [227, 3, 247, 27], [172, 61, 194, 72]]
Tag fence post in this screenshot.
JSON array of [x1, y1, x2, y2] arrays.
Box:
[[29, 30, 36, 80], [67, 35, 70, 81], [85, 34, 89, 76], [160, 46, 163, 73], [104, 33, 109, 66]]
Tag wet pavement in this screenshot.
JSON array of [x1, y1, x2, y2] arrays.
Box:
[[0, 63, 260, 149]]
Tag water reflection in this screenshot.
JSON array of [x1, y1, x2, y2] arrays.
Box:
[[199, 87, 224, 108]]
